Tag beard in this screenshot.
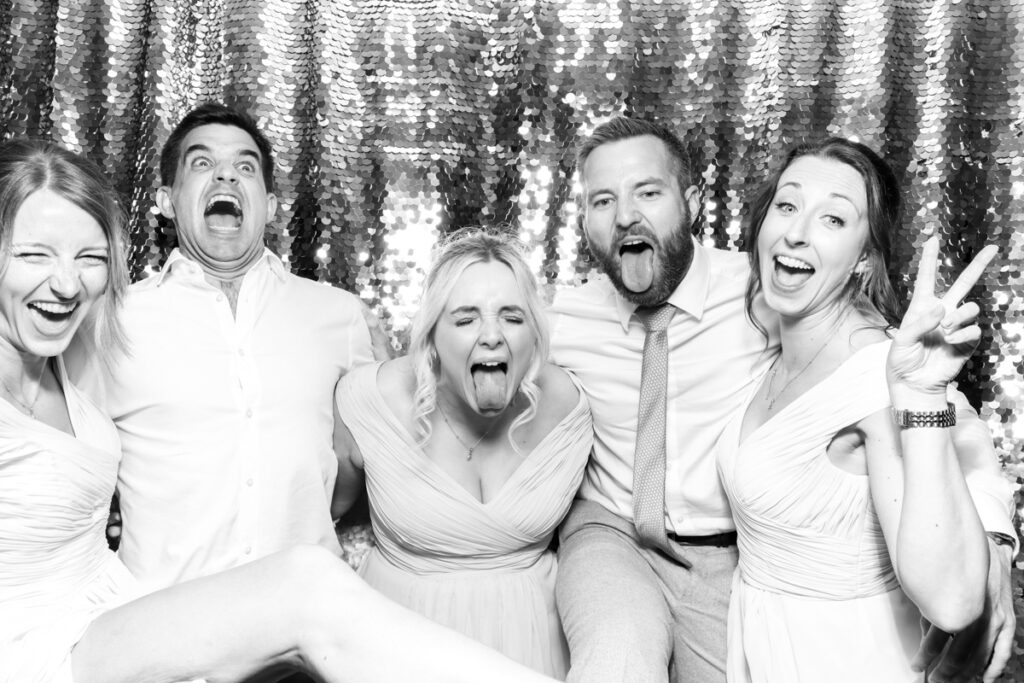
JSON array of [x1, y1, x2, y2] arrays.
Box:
[[590, 215, 695, 307]]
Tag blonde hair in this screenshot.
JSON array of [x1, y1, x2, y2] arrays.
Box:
[[408, 228, 549, 449], [0, 139, 129, 355]]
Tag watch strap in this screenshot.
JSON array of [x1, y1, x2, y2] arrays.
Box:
[[892, 402, 956, 429]]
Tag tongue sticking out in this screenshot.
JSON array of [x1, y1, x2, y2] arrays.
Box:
[[472, 366, 508, 411], [620, 245, 655, 293]]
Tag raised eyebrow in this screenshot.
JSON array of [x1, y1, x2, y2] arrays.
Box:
[[182, 145, 262, 164], [182, 143, 212, 161], [236, 149, 262, 164], [632, 176, 668, 190], [827, 192, 860, 212], [777, 181, 858, 210]]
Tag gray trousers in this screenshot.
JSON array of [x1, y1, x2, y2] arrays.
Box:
[[556, 499, 737, 683]]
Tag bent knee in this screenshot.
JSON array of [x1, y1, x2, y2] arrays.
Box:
[[274, 545, 359, 600], [561, 600, 672, 652], [277, 543, 341, 570], [266, 546, 365, 641], [563, 614, 672, 683]]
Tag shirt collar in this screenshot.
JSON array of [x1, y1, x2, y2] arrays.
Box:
[[154, 247, 287, 286], [613, 237, 710, 332]]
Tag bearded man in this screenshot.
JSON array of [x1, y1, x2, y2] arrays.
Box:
[[548, 116, 1017, 683]]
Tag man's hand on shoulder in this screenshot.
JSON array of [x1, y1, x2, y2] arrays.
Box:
[[360, 301, 394, 361]]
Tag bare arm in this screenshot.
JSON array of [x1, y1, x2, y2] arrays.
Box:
[[862, 407, 987, 633], [878, 237, 998, 632], [885, 238, 1017, 681], [330, 389, 365, 522], [890, 242, 1016, 682]]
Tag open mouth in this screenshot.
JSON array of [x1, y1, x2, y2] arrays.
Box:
[[471, 360, 509, 411], [773, 254, 814, 287], [204, 194, 243, 230], [618, 237, 656, 293], [28, 301, 78, 324]]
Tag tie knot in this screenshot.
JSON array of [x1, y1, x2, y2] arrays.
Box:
[[636, 304, 675, 332]]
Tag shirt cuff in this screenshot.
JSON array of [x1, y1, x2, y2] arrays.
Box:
[[967, 472, 1019, 558]]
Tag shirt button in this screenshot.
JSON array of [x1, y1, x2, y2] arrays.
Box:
[[245, 409, 253, 418], [244, 546, 252, 555], [216, 294, 224, 302], [246, 478, 253, 487], [238, 348, 245, 356]]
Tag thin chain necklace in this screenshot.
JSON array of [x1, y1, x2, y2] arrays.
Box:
[[437, 403, 497, 461], [0, 360, 47, 418], [765, 336, 834, 411]]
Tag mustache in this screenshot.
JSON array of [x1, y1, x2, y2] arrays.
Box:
[[612, 226, 660, 249]]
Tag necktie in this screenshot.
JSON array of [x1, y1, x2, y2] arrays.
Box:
[[632, 304, 691, 568]]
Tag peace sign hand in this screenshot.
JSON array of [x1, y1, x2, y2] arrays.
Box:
[[886, 236, 997, 401]]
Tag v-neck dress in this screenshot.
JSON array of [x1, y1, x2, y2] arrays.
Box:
[[716, 341, 923, 682], [335, 363, 592, 678], [0, 358, 141, 683]]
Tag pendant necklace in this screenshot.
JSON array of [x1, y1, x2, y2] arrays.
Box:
[[437, 403, 497, 460], [0, 360, 47, 418], [765, 336, 834, 411]]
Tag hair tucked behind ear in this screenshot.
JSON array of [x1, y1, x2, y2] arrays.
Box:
[[408, 227, 549, 452]]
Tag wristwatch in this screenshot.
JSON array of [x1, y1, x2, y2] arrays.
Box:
[[891, 402, 957, 428]]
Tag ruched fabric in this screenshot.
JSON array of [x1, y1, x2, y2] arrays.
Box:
[[336, 363, 592, 678], [0, 359, 140, 683], [717, 341, 923, 683]]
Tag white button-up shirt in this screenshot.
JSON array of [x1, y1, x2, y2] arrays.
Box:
[[70, 249, 373, 591], [551, 242, 774, 536], [550, 240, 1015, 542]]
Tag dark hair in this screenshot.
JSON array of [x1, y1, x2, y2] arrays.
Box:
[[159, 102, 276, 192], [744, 137, 904, 334], [0, 138, 129, 352], [577, 116, 697, 193]]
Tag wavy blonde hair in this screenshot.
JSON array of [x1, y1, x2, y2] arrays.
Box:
[[409, 228, 549, 450]]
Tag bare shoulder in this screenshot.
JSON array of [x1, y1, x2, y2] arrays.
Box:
[[376, 356, 416, 415], [535, 362, 581, 418], [849, 316, 891, 352]]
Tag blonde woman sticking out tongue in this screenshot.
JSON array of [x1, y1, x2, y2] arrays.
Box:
[[335, 229, 593, 679]]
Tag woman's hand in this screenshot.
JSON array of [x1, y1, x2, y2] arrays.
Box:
[[887, 236, 997, 401]]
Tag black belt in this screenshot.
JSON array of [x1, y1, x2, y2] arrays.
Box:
[[666, 530, 737, 547]]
